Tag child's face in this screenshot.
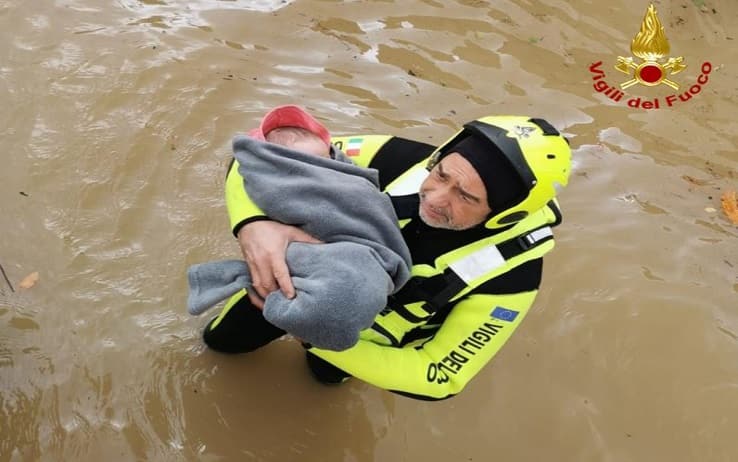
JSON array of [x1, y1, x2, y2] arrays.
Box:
[[265, 128, 331, 158], [288, 138, 331, 158]]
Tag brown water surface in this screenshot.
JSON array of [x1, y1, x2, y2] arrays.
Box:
[[1, 0, 737, 461]]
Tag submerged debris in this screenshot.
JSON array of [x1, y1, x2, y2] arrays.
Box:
[[720, 190, 738, 225]]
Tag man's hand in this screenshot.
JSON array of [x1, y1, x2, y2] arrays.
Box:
[[237, 220, 322, 309]]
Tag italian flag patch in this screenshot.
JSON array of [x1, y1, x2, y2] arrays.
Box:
[[345, 137, 363, 156]]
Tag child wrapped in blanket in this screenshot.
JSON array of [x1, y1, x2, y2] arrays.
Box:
[[186, 105, 412, 351]]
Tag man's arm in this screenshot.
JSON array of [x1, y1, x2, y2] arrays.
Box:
[[223, 134, 434, 305], [225, 159, 268, 237], [225, 159, 321, 306], [225, 135, 433, 234], [309, 290, 538, 400]]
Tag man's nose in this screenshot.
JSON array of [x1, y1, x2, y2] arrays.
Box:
[[425, 186, 451, 207]]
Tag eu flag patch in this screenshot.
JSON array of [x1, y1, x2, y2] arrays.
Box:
[[491, 307, 519, 322]]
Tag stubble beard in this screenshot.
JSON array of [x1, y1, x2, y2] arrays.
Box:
[[418, 204, 467, 230]]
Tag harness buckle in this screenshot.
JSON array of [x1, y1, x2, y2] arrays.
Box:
[[516, 227, 553, 252], [516, 234, 536, 251]]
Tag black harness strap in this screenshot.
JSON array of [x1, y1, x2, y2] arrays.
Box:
[[384, 271, 466, 322], [385, 301, 429, 323], [388, 222, 556, 320], [370, 321, 401, 346], [420, 271, 467, 315], [496, 226, 553, 260]]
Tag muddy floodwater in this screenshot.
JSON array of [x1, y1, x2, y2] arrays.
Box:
[[1, 0, 737, 461]]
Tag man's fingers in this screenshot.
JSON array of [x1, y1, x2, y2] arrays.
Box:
[[289, 228, 323, 245], [271, 259, 295, 299], [247, 291, 265, 310], [236, 220, 299, 300], [252, 271, 276, 299], [247, 260, 274, 299], [300, 234, 323, 245]]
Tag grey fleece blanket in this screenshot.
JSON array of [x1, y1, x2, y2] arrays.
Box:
[[187, 136, 412, 351]]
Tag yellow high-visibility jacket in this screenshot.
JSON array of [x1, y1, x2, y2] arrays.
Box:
[[223, 134, 563, 400]]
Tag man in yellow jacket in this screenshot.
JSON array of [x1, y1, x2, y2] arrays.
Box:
[[204, 107, 572, 401]]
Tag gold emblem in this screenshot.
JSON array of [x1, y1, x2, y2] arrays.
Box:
[[615, 3, 686, 90]]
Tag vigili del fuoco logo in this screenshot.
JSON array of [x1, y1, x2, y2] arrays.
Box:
[[588, 3, 712, 110]]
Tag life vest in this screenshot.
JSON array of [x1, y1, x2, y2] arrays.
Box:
[[348, 159, 563, 347], [221, 130, 565, 357]]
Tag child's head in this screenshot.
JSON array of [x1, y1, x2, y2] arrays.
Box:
[[255, 105, 332, 158], [265, 126, 331, 158]]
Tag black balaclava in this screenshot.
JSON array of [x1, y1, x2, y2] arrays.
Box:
[[442, 135, 528, 213]]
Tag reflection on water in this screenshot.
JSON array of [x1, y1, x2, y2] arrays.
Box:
[[120, 0, 297, 23], [1, 0, 737, 461]]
